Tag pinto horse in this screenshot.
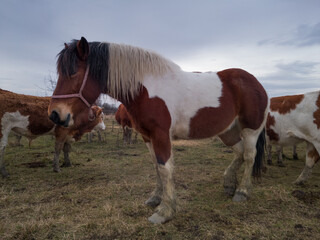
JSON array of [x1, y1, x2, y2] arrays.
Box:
[[48, 37, 269, 224]]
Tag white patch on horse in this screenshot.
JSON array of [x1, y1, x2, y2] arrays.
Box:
[[1, 111, 29, 148], [143, 71, 223, 138]]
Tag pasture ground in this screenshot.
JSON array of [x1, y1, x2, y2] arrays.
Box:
[[1, 117, 320, 240]]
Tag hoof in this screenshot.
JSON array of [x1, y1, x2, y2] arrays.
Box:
[[293, 180, 305, 186], [145, 196, 162, 208], [232, 191, 248, 202], [53, 167, 61, 173], [277, 163, 285, 167], [148, 213, 168, 224], [224, 186, 236, 196], [61, 163, 72, 168], [267, 160, 273, 165], [1, 169, 9, 178]]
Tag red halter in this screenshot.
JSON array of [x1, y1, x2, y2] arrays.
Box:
[[52, 65, 95, 121]]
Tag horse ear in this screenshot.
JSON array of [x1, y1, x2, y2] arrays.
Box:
[[76, 37, 89, 61], [64, 43, 68, 49]]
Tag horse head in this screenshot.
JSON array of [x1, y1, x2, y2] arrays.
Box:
[[48, 37, 101, 128]]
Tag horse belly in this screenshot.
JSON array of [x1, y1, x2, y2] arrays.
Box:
[[188, 107, 236, 139]]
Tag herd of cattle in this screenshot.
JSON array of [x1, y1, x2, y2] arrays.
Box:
[[0, 88, 319, 184]]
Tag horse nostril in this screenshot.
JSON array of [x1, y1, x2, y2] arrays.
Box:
[[63, 114, 71, 127], [49, 110, 60, 124]]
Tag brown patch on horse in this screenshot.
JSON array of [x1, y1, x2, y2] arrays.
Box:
[[124, 87, 171, 164], [189, 69, 268, 140], [266, 113, 279, 141], [270, 94, 304, 114], [313, 93, 320, 129]]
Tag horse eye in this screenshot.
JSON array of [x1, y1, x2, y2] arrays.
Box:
[[70, 73, 77, 78]]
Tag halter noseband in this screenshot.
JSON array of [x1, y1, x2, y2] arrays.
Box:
[[52, 65, 95, 121]]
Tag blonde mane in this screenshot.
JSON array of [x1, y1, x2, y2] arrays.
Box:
[[107, 43, 179, 100]]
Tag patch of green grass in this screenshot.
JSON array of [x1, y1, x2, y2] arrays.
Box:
[[1, 118, 320, 239]]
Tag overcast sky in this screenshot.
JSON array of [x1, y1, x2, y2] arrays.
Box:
[[0, 0, 319, 102]]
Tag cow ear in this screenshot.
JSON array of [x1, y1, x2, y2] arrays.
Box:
[[96, 108, 102, 116], [76, 37, 89, 61], [92, 106, 102, 116]]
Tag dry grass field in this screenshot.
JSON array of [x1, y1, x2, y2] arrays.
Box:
[[1, 117, 320, 240]]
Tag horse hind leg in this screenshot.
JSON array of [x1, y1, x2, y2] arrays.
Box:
[[223, 141, 244, 196], [233, 128, 262, 202]]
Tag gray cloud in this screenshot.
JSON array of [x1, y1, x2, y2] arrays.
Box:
[[275, 61, 319, 75], [0, 0, 319, 98], [260, 60, 320, 97], [258, 22, 320, 47]]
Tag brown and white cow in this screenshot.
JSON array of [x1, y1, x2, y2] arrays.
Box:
[[266, 91, 320, 184], [115, 104, 138, 144], [0, 89, 105, 177]]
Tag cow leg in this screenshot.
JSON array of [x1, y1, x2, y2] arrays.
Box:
[[0, 126, 12, 177], [53, 141, 64, 172], [61, 142, 72, 167], [128, 128, 133, 144], [223, 141, 244, 196], [233, 128, 260, 202], [267, 145, 273, 165], [133, 132, 138, 144], [97, 131, 102, 142], [294, 142, 319, 185], [277, 146, 285, 167], [145, 142, 163, 208], [293, 145, 298, 160], [123, 127, 128, 144], [147, 130, 176, 224]]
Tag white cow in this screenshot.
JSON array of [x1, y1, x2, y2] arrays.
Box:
[[266, 91, 320, 184]]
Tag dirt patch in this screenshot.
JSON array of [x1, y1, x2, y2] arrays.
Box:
[[292, 190, 320, 204], [172, 139, 210, 146], [20, 161, 47, 168]]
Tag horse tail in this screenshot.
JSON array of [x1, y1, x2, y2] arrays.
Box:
[[252, 128, 266, 178]]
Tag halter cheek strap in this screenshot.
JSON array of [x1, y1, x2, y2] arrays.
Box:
[[52, 65, 95, 121]]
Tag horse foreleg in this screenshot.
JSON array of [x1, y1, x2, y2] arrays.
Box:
[[294, 142, 318, 185], [53, 141, 64, 172], [145, 142, 163, 207], [147, 131, 176, 224], [223, 141, 244, 196], [61, 141, 72, 167], [233, 128, 259, 202]]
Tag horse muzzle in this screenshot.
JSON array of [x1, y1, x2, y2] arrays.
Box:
[[49, 110, 71, 127]]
